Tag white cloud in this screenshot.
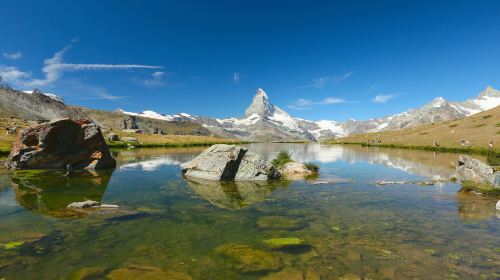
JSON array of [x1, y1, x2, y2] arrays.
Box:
[[144, 71, 167, 87], [372, 94, 396, 104], [233, 72, 240, 83], [0, 45, 162, 89], [295, 71, 352, 89], [2, 51, 22, 60], [288, 97, 348, 110]]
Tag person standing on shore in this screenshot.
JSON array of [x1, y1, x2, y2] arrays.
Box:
[[488, 139, 493, 150]]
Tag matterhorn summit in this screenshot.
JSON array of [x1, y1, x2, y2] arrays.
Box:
[[244, 88, 274, 117]]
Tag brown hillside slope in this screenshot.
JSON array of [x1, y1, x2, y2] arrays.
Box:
[[334, 106, 500, 150]]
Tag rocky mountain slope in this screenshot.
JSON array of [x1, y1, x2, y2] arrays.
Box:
[[122, 89, 316, 142], [336, 105, 500, 149], [0, 86, 213, 136], [121, 86, 500, 142]]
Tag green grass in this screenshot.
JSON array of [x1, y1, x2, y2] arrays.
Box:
[[460, 180, 500, 196], [328, 141, 499, 157], [448, 124, 458, 128], [106, 140, 248, 148], [496, 123, 500, 127], [304, 162, 319, 173], [272, 151, 293, 168], [473, 123, 486, 128], [482, 115, 492, 119]]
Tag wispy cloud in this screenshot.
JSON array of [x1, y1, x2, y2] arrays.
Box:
[[294, 71, 352, 89], [2, 51, 22, 60], [288, 97, 348, 110], [233, 72, 240, 83], [372, 94, 396, 104], [0, 44, 162, 89], [144, 71, 167, 87], [67, 88, 128, 102]]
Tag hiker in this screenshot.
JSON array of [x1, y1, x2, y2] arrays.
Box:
[[465, 139, 470, 147], [433, 140, 439, 147], [489, 139, 493, 150], [460, 138, 465, 147]]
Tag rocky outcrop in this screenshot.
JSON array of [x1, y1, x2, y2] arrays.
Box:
[[181, 144, 280, 181], [279, 162, 314, 180], [6, 119, 116, 170], [456, 155, 499, 187]]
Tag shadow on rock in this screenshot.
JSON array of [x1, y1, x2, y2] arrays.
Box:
[[8, 169, 114, 218], [185, 177, 290, 210]]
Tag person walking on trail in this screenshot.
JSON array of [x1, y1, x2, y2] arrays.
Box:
[[489, 139, 493, 150], [465, 139, 470, 147], [460, 138, 465, 147]]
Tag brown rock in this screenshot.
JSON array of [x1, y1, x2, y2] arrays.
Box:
[[6, 119, 116, 170]]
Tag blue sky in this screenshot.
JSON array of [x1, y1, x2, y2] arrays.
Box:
[[1, 0, 499, 121]]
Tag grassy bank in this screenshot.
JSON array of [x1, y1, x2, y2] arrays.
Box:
[[105, 132, 247, 148], [335, 106, 500, 151], [326, 141, 499, 165], [460, 181, 500, 196]]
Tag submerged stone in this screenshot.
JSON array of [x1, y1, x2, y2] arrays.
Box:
[[107, 265, 192, 280], [257, 216, 307, 231], [263, 238, 307, 249], [216, 243, 281, 273], [71, 267, 106, 280], [260, 267, 304, 280], [1, 241, 25, 250]]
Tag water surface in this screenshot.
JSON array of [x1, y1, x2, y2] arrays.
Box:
[[0, 144, 498, 279]]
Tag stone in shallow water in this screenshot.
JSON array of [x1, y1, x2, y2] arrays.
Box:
[[216, 243, 281, 273], [260, 267, 304, 280], [263, 238, 307, 249], [71, 266, 106, 280], [181, 144, 280, 181], [107, 265, 192, 280], [257, 216, 307, 231], [6, 119, 116, 170]]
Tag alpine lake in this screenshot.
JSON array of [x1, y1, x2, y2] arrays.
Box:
[[0, 143, 498, 280]]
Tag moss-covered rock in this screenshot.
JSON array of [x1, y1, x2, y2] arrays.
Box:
[[257, 216, 307, 231], [107, 265, 192, 280], [216, 243, 281, 273], [71, 266, 106, 280], [263, 238, 306, 249], [260, 267, 304, 280]]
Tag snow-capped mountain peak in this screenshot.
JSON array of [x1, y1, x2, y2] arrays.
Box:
[[424, 96, 447, 108], [23, 88, 65, 104], [116, 86, 499, 142], [244, 88, 274, 117]]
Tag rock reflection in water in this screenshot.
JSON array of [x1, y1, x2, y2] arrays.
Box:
[[185, 177, 290, 209], [245, 143, 486, 180], [456, 192, 499, 221], [8, 170, 113, 218]]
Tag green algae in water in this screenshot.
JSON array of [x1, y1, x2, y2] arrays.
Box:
[[1, 241, 25, 250], [263, 237, 306, 249]]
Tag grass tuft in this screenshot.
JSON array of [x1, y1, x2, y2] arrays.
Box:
[[460, 180, 500, 196], [272, 151, 293, 168], [304, 162, 319, 173]]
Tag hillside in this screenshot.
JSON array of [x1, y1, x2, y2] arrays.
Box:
[[0, 87, 218, 137], [333, 105, 500, 150]]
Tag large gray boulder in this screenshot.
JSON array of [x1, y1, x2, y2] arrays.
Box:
[[181, 144, 280, 181], [456, 155, 499, 187]]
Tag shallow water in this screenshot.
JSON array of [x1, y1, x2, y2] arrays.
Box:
[[0, 144, 498, 279]]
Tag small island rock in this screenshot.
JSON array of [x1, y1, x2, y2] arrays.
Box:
[[181, 144, 280, 181]]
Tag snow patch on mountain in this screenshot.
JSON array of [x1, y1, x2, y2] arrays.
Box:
[[23, 89, 65, 104]]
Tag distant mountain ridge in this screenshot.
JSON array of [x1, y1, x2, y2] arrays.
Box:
[[120, 86, 500, 141], [1, 72, 498, 142]]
